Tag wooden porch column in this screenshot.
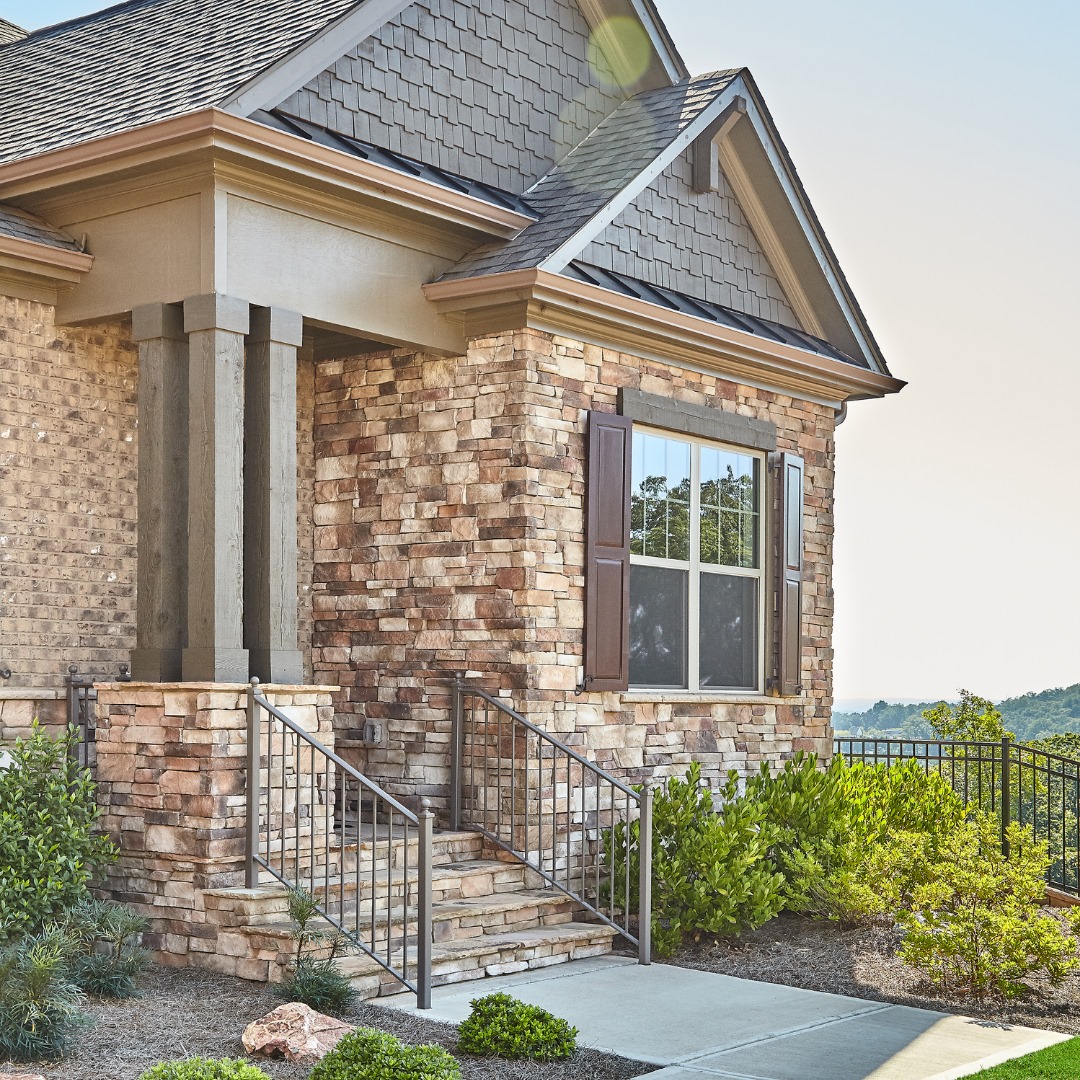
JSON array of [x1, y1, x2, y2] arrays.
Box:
[[245, 307, 304, 683], [130, 303, 188, 682], [182, 294, 250, 682]]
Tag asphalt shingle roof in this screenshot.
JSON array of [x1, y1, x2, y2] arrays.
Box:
[[439, 70, 740, 281], [0, 0, 362, 165], [0, 203, 82, 250]]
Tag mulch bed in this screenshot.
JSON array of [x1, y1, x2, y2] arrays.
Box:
[[0, 966, 655, 1080], [665, 911, 1080, 1036]]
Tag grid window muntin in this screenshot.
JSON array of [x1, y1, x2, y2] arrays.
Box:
[[629, 426, 765, 692]]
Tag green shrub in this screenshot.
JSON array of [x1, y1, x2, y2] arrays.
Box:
[[0, 926, 86, 1061], [308, 1028, 460, 1080], [61, 898, 150, 999], [138, 1058, 271, 1080], [606, 763, 784, 955], [456, 992, 577, 1062], [897, 813, 1080, 1000], [0, 724, 117, 941], [272, 887, 355, 1015], [748, 755, 964, 924]]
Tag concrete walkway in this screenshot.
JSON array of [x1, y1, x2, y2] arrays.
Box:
[[377, 956, 1071, 1080]]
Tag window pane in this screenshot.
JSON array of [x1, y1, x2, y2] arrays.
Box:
[[630, 565, 688, 688], [700, 450, 758, 568], [631, 432, 690, 561], [699, 573, 757, 689]]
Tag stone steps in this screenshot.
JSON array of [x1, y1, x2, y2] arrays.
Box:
[[200, 829, 617, 992], [337, 922, 619, 999]]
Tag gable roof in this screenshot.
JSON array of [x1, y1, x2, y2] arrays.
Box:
[[441, 71, 741, 281], [0, 0, 361, 165], [0, 18, 26, 44]]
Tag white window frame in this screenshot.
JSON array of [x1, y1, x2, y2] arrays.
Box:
[[629, 424, 767, 693]]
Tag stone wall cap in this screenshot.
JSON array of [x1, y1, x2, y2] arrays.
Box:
[[0, 688, 63, 700], [91, 682, 340, 692], [620, 691, 808, 705]]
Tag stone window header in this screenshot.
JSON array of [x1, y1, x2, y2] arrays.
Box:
[[616, 387, 777, 452]]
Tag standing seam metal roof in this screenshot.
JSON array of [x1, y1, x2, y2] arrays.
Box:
[[0, 0, 362, 165]]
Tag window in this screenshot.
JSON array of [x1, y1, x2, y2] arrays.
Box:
[[628, 427, 764, 691]]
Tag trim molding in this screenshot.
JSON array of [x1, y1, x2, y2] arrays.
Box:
[[719, 140, 826, 339], [0, 110, 533, 240], [0, 234, 93, 303], [219, 0, 418, 118], [424, 268, 906, 402]]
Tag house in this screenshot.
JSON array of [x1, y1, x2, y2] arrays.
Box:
[[0, 0, 902, 991]]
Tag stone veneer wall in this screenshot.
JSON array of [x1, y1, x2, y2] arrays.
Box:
[[94, 682, 336, 978], [0, 298, 138, 687], [312, 330, 835, 812]]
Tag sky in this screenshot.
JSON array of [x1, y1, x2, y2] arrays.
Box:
[[10, 0, 1080, 708]]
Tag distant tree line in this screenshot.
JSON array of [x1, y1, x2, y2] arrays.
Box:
[[835, 683, 1080, 742]]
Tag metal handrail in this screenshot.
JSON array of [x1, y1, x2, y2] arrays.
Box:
[[246, 679, 433, 1007], [450, 677, 653, 964], [835, 735, 1080, 895]]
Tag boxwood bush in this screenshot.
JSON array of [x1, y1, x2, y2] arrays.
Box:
[[457, 992, 577, 1061], [308, 1027, 460, 1080], [138, 1059, 271, 1080]]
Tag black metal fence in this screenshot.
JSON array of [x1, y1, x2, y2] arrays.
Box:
[[65, 664, 131, 770], [835, 737, 1080, 895]]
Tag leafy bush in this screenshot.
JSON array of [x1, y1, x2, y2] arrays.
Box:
[[0, 926, 86, 1061], [0, 724, 117, 941], [747, 755, 964, 924], [897, 813, 1080, 1000], [62, 898, 150, 999], [456, 992, 577, 1061], [309, 1028, 460, 1080], [272, 887, 355, 1015], [138, 1059, 271, 1080], [606, 763, 784, 954]]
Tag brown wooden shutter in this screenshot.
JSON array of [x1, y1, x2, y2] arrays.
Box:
[[772, 452, 804, 697], [583, 411, 632, 692]]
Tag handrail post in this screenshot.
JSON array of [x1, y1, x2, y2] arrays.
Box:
[[246, 677, 261, 889], [638, 779, 653, 966], [1001, 735, 1012, 859], [450, 675, 464, 831], [417, 799, 434, 1009]]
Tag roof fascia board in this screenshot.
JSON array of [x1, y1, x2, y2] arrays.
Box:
[[0, 110, 533, 240], [717, 134, 826, 339], [218, 0, 417, 118], [424, 268, 905, 401], [0, 234, 93, 279], [628, 0, 689, 81], [576, 0, 684, 91], [538, 75, 751, 274], [732, 78, 886, 372]]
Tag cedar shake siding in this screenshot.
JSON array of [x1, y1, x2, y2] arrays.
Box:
[[578, 146, 798, 324], [275, 0, 629, 193]]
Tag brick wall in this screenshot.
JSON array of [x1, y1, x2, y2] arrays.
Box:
[[312, 331, 835, 810], [275, 0, 627, 193], [0, 297, 138, 687], [579, 148, 798, 325]]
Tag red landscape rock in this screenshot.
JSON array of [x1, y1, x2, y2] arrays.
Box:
[[242, 1001, 354, 1064]]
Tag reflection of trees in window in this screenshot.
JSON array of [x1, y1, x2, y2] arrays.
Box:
[[631, 475, 690, 561], [700, 468, 757, 568]]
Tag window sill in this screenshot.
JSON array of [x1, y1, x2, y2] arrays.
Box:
[[620, 691, 808, 705]]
